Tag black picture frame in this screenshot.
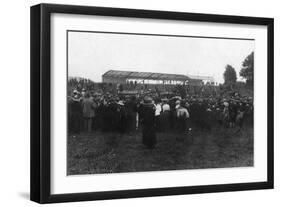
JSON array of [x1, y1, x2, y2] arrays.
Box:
[[30, 3, 274, 204]]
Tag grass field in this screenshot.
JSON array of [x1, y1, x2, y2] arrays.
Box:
[[67, 127, 253, 175]]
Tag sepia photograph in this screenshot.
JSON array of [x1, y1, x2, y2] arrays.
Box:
[[67, 30, 254, 175]]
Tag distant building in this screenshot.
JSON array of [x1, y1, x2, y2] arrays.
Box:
[[187, 75, 215, 86], [102, 70, 214, 86]]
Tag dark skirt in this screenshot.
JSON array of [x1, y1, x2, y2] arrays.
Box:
[[69, 111, 83, 133], [142, 125, 156, 149], [177, 117, 187, 133], [160, 111, 170, 132]]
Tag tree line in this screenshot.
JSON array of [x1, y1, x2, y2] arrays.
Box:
[[223, 52, 254, 86]]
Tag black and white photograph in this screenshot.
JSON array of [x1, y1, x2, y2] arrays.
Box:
[[67, 31, 255, 175], [28, 3, 274, 204]]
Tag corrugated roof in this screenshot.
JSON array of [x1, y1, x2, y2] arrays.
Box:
[[103, 70, 214, 82], [103, 70, 189, 81]]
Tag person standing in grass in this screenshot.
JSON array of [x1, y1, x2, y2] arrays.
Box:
[[125, 96, 138, 133], [69, 90, 83, 134], [140, 96, 157, 149], [222, 101, 230, 128], [161, 98, 171, 132], [176, 101, 190, 133], [154, 98, 162, 132], [82, 92, 95, 132]]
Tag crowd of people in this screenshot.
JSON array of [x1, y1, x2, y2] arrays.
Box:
[[68, 83, 254, 149]]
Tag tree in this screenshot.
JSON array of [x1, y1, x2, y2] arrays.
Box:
[[239, 52, 254, 85], [223, 64, 237, 85]]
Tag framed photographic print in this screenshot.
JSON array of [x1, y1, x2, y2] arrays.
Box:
[[30, 3, 274, 203]]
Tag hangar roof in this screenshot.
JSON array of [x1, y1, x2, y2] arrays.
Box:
[[103, 70, 214, 82], [103, 70, 190, 81]]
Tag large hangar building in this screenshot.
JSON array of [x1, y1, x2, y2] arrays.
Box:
[[102, 70, 214, 86]]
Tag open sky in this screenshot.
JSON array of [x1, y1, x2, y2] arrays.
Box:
[[68, 31, 254, 83]]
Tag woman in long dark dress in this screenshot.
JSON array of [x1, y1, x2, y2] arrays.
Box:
[[139, 97, 157, 149], [69, 93, 83, 134]]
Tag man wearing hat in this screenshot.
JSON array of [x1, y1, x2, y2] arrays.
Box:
[[82, 92, 96, 132], [69, 90, 82, 133], [139, 96, 157, 149], [116, 100, 126, 133]]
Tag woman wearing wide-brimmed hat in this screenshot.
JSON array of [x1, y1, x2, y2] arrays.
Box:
[[139, 96, 157, 149]]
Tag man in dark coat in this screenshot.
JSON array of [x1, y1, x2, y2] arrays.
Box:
[[125, 96, 137, 133], [117, 100, 127, 133], [68, 91, 83, 133], [139, 97, 157, 149]]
